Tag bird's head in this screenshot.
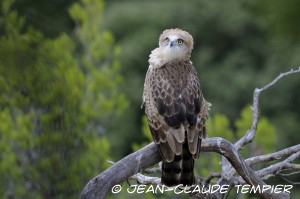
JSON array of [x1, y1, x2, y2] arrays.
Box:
[[159, 28, 194, 60], [149, 28, 194, 68]]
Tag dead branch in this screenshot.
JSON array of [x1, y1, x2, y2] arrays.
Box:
[[80, 143, 161, 199], [130, 173, 161, 185], [80, 138, 293, 199], [234, 67, 300, 150], [224, 144, 300, 178], [256, 151, 300, 178], [232, 151, 300, 185], [142, 166, 161, 174], [246, 144, 300, 166], [221, 67, 300, 183]]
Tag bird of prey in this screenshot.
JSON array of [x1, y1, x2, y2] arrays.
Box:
[[142, 28, 211, 186]]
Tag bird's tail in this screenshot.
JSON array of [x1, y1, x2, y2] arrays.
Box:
[[180, 138, 197, 185], [161, 154, 182, 186], [161, 138, 200, 186]]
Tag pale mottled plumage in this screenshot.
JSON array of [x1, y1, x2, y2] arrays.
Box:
[[142, 28, 211, 186]]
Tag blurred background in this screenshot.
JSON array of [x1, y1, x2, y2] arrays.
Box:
[[0, 0, 299, 198]]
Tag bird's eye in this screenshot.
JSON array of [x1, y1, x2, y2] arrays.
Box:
[[178, 39, 183, 45], [165, 37, 169, 42]]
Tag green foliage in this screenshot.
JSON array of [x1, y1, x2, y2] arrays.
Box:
[[236, 106, 276, 154], [254, 0, 300, 41], [206, 113, 234, 142], [0, 0, 127, 198]]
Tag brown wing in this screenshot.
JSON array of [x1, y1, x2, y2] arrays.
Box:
[[143, 60, 204, 162], [151, 61, 202, 129]]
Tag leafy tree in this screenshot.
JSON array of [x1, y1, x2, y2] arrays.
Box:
[[0, 0, 127, 198]]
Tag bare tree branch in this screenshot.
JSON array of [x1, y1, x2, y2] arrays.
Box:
[[80, 138, 291, 199], [234, 67, 300, 150], [277, 168, 300, 185], [201, 138, 290, 199], [80, 143, 161, 199], [222, 67, 300, 182], [233, 151, 300, 185], [246, 144, 300, 167], [284, 163, 300, 170], [278, 175, 300, 185], [224, 144, 300, 178], [130, 173, 161, 185], [256, 151, 300, 178], [142, 166, 161, 174], [278, 170, 300, 177]]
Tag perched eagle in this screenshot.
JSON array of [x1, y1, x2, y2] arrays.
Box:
[[142, 28, 211, 186]]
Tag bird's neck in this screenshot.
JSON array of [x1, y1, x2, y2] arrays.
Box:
[[149, 47, 190, 68]]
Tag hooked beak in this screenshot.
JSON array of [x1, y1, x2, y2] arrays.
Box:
[[169, 40, 176, 47]]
